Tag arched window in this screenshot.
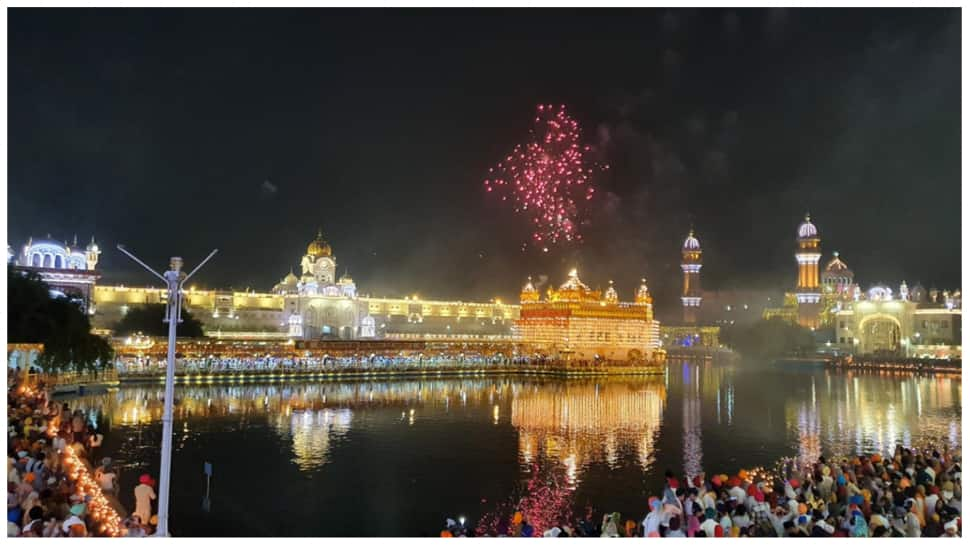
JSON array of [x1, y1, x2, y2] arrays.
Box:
[[54, 255, 63, 269], [43, 254, 53, 268], [31, 253, 41, 267]]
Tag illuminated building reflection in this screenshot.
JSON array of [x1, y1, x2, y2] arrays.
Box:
[[510, 379, 666, 486], [682, 363, 703, 478], [67, 368, 958, 486], [787, 371, 961, 461], [272, 408, 352, 471]]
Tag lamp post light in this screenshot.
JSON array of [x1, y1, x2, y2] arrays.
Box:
[[117, 245, 217, 537]]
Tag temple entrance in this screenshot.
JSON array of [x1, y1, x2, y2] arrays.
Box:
[[859, 316, 901, 356]]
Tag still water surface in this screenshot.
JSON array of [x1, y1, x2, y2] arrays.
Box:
[[71, 361, 961, 536]]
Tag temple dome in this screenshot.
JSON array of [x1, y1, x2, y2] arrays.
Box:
[[603, 280, 618, 303], [559, 269, 590, 291], [635, 278, 652, 304], [306, 229, 332, 258], [825, 251, 849, 272], [520, 276, 539, 303], [683, 230, 701, 250], [522, 276, 537, 293], [797, 213, 818, 239]]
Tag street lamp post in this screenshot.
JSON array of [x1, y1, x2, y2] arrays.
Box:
[[117, 246, 217, 537]]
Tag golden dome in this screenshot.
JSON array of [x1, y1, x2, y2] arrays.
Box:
[[520, 276, 539, 303], [306, 229, 332, 258]]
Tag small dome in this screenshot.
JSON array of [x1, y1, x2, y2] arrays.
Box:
[[867, 285, 892, 301], [683, 229, 701, 250], [306, 229, 332, 258], [520, 276, 540, 303], [339, 273, 354, 284], [825, 251, 848, 272], [86, 236, 100, 253], [284, 270, 299, 284], [559, 269, 590, 291], [797, 213, 818, 239], [522, 276, 537, 293], [635, 278, 652, 303], [604, 280, 618, 303]]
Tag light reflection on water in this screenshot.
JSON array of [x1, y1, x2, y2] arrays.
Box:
[[67, 362, 960, 537]]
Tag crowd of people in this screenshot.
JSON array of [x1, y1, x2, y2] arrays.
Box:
[[445, 446, 962, 538], [114, 353, 523, 374], [7, 374, 157, 537]]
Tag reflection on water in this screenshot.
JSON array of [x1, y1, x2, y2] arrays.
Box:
[[67, 363, 961, 537], [786, 370, 961, 467], [511, 381, 666, 486], [682, 364, 702, 478], [276, 409, 352, 471]]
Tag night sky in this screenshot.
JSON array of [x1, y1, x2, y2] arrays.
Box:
[[8, 8, 961, 318]]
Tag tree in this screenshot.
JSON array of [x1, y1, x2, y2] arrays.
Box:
[[721, 317, 816, 359], [112, 303, 205, 338], [7, 267, 114, 373]]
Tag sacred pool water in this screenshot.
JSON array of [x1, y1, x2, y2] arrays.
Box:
[[68, 360, 961, 536]]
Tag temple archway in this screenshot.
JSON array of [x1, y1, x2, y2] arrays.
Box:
[[858, 313, 902, 356]]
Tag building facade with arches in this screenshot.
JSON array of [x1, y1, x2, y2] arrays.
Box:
[[760, 214, 961, 358], [8, 235, 102, 312], [833, 280, 961, 358], [87, 229, 517, 341]]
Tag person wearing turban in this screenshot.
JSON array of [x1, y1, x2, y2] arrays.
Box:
[[641, 498, 662, 537], [134, 475, 156, 526]]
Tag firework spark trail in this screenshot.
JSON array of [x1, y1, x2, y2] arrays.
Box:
[[475, 463, 575, 537], [484, 104, 607, 249]]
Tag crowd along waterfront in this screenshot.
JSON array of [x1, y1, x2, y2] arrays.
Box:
[[44, 358, 960, 537]]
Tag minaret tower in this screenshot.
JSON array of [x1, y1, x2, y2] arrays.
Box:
[[795, 213, 822, 328], [85, 237, 101, 270], [681, 229, 703, 324]]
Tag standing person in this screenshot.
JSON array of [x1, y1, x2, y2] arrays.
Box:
[[134, 474, 156, 525], [641, 498, 662, 537], [95, 458, 117, 494], [70, 411, 85, 445], [87, 430, 104, 462], [600, 513, 619, 537]]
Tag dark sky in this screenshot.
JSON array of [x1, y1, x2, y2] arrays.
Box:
[[8, 8, 961, 317]]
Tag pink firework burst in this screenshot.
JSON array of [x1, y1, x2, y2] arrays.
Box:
[[484, 104, 607, 247]]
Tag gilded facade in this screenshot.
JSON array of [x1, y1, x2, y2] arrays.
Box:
[[514, 269, 661, 360]]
